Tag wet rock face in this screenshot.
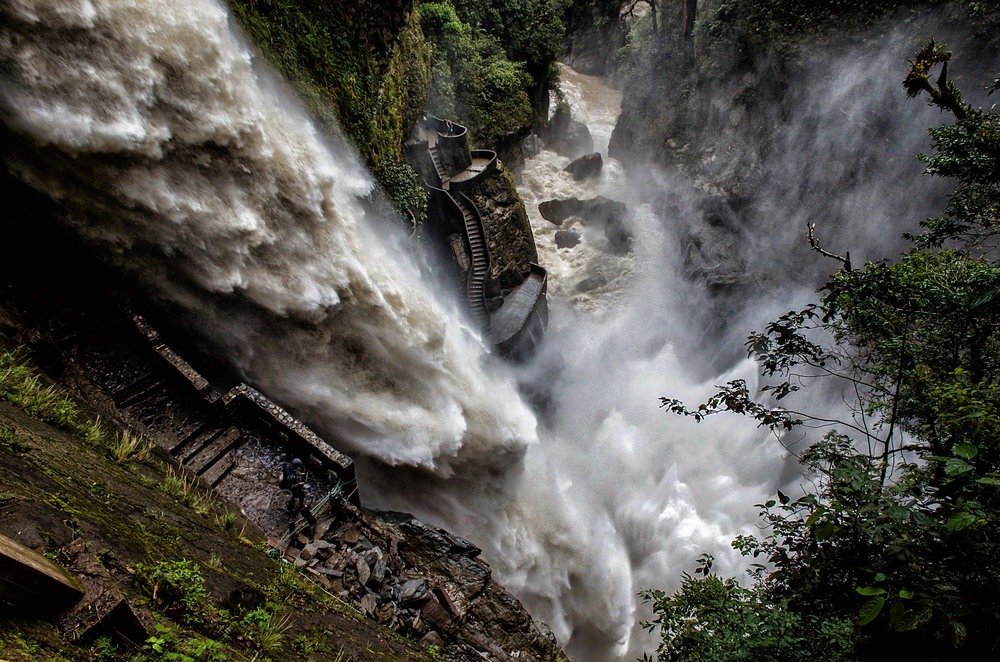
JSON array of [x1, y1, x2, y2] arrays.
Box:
[[680, 194, 750, 288], [283, 506, 564, 662], [683, 224, 749, 287], [466, 167, 539, 291]]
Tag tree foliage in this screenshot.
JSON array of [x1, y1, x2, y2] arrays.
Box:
[[418, 0, 547, 146], [649, 45, 1000, 661], [450, 0, 567, 86]]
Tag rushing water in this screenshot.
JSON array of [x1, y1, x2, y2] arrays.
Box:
[[511, 65, 785, 657], [1, 1, 977, 660]]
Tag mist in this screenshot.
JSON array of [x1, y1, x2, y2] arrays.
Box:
[[502, 16, 995, 658]]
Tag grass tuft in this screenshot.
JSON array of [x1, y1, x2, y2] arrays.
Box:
[[0, 348, 98, 439], [215, 511, 238, 532], [111, 428, 151, 463], [161, 466, 212, 515]]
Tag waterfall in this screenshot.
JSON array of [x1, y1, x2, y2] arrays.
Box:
[[0, 0, 537, 475]]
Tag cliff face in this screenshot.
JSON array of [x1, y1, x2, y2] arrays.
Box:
[[609, 0, 1000, 294], [466, 167, 540, 293], [227, 0, 432, 221], [228, 0, 430, 166]]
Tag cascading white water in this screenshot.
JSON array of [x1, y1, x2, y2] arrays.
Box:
[[509, 65, 785, 658], [1, 1, 979, 660]]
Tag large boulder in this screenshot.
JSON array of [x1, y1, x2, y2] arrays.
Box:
[[538, 198, 583, 225], [545, 103, 594, 159], [539, 196, 633, 255], [554, 230, 581, 249], [564, 153, 603, 181], [539, 196, 627, 227]]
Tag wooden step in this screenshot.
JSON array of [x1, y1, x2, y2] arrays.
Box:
[[168, 413, 209, 447], [112, 374, 163, 407], [166, 420, 219, 454], [200, 454, 236, 488]]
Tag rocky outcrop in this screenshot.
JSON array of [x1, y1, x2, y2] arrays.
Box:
[[540, 195, 627, 227], [539, 195, 632, 255], [609, 3, 1000, 298], [545, 103, 594, 160], [464, 167, 539, 292], [280, 508, 562, 661]]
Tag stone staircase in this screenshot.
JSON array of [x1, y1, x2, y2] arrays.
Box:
[[168, 422, 243, 487], [429, 144, 448, 186]]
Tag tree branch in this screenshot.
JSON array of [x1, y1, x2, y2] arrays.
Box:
[[807, 223, 852, 271]]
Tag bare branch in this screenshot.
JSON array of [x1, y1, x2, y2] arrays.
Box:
[[807, 222, 852, 271]]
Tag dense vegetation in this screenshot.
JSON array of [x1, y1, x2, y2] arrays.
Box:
[[651, 44, 1000, 661], [417, 0, 565, 147]]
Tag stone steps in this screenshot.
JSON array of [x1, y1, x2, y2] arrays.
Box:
[[169, 421, 224, 457], [185, 426, 242, 475]]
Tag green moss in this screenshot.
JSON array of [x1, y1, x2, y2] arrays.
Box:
[[0, 374, 434, 661]]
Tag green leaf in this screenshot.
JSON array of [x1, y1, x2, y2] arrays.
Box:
[[814, 522, 841, 541], [946, 511, 977, 532], [856, 586, 887, 596], [889, 602, 911, 631], [859, 596, 886, 625], [944, 457, 974, 476], [950, 620, 968, 646], [888, 506, 911, 521], [976, 476, 1000, 486], [898, 589, 914, 599], [953, 442, 978, 460], [805, 506, 827, 526]]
